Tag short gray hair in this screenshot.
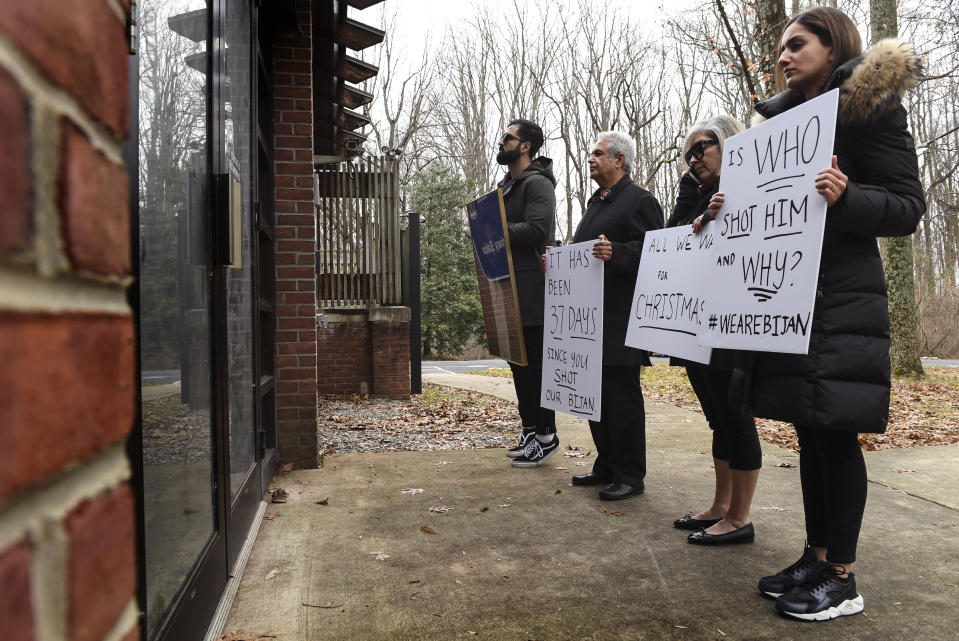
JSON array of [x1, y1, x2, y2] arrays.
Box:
[[596, 131, 635, 174], [681, 115, 745, 176]]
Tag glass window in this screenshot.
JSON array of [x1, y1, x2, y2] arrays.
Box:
[[137, 1, 213, 635]]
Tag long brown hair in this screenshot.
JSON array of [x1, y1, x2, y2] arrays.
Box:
[[775, 6, 863, 93]]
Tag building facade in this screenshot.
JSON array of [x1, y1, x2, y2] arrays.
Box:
[[0, 1, 407, 639]]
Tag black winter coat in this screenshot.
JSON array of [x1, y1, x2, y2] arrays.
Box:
[[748, 40, 925, 433], [498, 157, 557, 327], [665, 175, 736, 372], [573, 174, 664, 367]]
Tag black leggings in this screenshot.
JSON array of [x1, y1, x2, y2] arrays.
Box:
[[686, 366, 762, 471], [795, 425, 867, 564]]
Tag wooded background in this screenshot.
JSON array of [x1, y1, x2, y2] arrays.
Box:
[[361, 0, 958, 368]]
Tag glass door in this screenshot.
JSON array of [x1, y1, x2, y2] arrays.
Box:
[[220, 0, 263, 563], [136, 1, 226, 637]]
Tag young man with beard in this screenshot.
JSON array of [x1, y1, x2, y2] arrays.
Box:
[[495, 118, 559, 468], [571, 131, 663, 499]]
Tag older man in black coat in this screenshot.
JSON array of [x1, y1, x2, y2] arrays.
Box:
[[495, 118, 559, 468], [571, 131, 664, 499]]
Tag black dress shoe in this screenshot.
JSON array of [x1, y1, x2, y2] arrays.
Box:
[[598, 482, 644, 500], [687, 522, 755, 546], [673, 514, 723, 530], [571, 472, 611, 486]]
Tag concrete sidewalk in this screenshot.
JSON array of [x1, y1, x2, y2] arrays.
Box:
[[224, 373, 959, 640]]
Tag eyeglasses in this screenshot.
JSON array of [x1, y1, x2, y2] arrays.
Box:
[[684, 139, 718, 166], [500, 132, 525, 144]]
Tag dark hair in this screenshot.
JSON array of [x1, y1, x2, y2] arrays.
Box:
[[776, 6, 863, 93], [508, 118, 545, 157]]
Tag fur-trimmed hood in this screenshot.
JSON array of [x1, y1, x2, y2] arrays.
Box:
[[752, 39, 922, 127]]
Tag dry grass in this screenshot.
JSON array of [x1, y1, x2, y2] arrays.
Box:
[[470, 363, 959, 452]]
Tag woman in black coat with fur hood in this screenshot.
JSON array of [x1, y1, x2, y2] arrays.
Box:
[[707, 6, 925, 622]]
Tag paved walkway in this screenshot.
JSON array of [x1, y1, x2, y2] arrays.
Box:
[[223, 373, 959, 640]]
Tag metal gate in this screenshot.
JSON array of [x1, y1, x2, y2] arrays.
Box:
[[314, 157, 401, 308]]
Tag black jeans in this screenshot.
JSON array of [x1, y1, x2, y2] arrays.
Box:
[[588, 366, 646, 486], [795, 425, 867, 564], [508, 325, 555, 435], [685, 366, 762, 471]]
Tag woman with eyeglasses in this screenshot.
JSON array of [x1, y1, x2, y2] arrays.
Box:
[[666, 115, 762, 548], [707, 6, 924, 621]]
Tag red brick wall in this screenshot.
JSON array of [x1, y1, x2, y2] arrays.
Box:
[[0, 1, 139, 640], [273, 0, 318, 469], [316, 309, 410, 400], [316, 315, 373, 395]]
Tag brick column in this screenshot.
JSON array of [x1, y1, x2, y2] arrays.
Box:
[[370, 307, 411, 400], [273, 0, 318, 469], [0, 2, 139, 640]]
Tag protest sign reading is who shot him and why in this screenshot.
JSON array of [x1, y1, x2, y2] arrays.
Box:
[[701, 89, 839, 355], [540, 241, 604, 422]]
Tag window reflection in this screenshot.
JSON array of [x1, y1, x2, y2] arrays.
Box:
[[138, 0, 213, 635]]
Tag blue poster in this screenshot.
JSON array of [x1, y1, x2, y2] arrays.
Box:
[[467, 190, 511, 282]]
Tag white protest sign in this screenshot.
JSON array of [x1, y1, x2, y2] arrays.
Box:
[[540, 241, 604, 421], [625, 225, 713, 364], [700, 89, 838, 354]]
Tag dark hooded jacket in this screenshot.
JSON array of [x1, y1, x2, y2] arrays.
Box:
[[498, 157, 557, 327], [747, 39, 925, 433]]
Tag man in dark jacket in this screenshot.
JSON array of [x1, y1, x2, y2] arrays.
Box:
[[571, 131, 664, 499], [495, 118, 559, 468]]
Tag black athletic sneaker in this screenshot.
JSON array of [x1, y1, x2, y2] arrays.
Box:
[[506, 428, 536, 458], [758, 546, 821, 598], [511, 435, 560, 468], [775, 563, 864, 621]]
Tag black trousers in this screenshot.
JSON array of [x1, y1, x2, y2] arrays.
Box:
[[795, 425, 867, 564], [588, 366, 646, 486], [508, 325, 556, 435], [685, 366, 762, 471]]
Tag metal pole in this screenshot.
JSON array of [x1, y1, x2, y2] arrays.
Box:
[[408, 212, 422, 394]]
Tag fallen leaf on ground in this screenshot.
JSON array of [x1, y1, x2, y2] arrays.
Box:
[[498, 504, 511, 508], [263, 512, 280, 520], [603, 509, 622, 516], [401, 488, 425, 495], [277, 463, 295, 475], [264, 567, 279, 581], [430, 506, 454, 513], [269, 489, 287, 503], [554, 489, 562, 494], [421, 525, 437, 534], [775, 462, 795, 468], [480, 506, 489, 512], [370, 551, 391, 561], [316, 498, 329, 505]]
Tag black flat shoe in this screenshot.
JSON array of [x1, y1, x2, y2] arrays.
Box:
[[598, 482, 644, 500], [687, 522, 755, 546], [673, 514, 722, 530], [571, 472, 611, 486]]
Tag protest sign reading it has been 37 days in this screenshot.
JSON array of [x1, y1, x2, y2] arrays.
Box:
[[540, 241, 604, 422], [625, 225, 713, 364], [700, 89, 839, 354]]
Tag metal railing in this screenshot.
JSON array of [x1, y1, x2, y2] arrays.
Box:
[[314, 157, 402, 308]]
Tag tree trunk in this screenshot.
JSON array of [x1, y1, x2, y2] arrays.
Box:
[[755, 0, 787, 100], [872, 0, 925, 377]]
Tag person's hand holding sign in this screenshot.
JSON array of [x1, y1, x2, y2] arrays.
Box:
[[541, 246, 553, 272], [592, 234, 612, 261], [815, 155, 848, 207], [692, 192, 726, 235]]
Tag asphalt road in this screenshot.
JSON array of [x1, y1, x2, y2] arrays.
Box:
[[143, 357, 959, 384]]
